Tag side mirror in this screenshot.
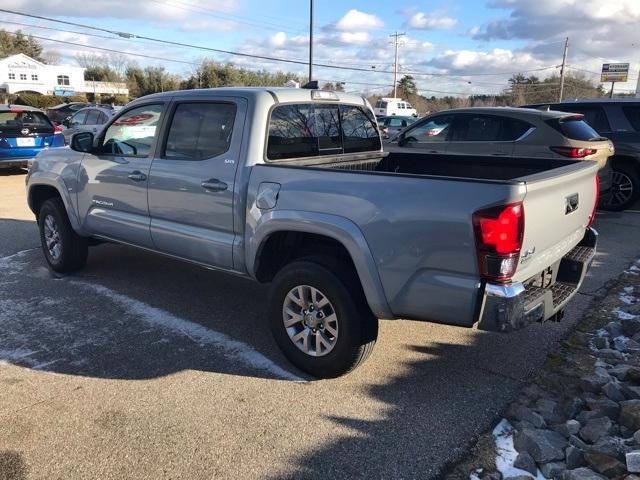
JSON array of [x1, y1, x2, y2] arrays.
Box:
[[70, 132, 94, 153]]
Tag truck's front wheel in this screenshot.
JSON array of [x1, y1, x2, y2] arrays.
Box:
[[38, 198, 88, 273], [269, 258, 378, 378]]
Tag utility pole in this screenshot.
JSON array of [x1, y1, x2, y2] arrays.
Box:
[[558, 37, 569, 102], [390, 31, 405, 98], [308, 0, 314, 83]]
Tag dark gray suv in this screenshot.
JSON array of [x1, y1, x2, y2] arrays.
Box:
[[523, 99, 640, 210]]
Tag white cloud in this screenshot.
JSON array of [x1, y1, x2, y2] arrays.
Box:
[[269, 32, 288, 48], [333, 9, 384, 31], [4, 0, 239, 23], [406, 11, 457, 30]]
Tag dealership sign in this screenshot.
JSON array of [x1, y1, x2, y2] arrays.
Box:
[[601, 63, 629, 83]]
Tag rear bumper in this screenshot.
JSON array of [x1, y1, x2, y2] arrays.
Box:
[[476, 227, 597, 332], [0, 158, 29, 168]]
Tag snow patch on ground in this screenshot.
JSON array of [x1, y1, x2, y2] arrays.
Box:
[[620, 294, 637, 305], [69, 280, 304, 382], [493, 419, 545, 480]]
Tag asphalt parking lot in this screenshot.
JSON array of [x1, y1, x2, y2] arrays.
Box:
[[1, 168, 640, 480]]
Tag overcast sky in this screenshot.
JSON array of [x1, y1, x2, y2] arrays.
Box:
[[1, 0, 638, 96]]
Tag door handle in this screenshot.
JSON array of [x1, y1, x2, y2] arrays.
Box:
[[128, 171, 147, 182], [201, 179, 228, 192]]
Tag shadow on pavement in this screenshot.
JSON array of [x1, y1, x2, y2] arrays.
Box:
[[0, 167, 27, 177]]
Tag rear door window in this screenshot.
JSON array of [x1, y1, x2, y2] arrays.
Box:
[[622, 106, 640, 132], [501, 118, 532, 141], [85, 109, 100, 125], [450, 114, 502, 141], [164, 102, 237, 160]]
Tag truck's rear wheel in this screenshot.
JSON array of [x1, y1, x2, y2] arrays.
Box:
[[38, 198, 88, 273], [269, 258, 378, 378]]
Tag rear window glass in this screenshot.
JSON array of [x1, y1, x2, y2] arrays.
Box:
[[622, 106, 640, 132], [165, 102, 237, 160], [0, 110, 51, 128], [548, 117, 601, 141], [501, 118, 532, 141], [267, 103, 380, 160]]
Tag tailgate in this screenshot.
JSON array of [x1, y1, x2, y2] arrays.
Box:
[[513, 161, 598, 282]]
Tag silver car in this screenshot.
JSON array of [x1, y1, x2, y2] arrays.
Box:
[[61, 106, 113, 144]]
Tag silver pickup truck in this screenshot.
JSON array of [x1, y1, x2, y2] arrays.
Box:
[[26, 87, 599, 378]]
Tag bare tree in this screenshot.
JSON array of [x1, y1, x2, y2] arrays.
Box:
[[42, 50, 61, 65]]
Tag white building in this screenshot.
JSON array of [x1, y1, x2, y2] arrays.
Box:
[[0, 54, 128, 97]]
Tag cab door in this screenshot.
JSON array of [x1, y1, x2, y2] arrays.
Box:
[[147, 98, 246, 269], [76, 103, 166, 248]]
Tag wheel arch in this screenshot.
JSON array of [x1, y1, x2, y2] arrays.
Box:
[[28, 177, 83, 232], [247, 210, 393, 319]]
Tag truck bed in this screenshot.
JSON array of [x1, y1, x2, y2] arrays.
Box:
[[278, 151, 582, 183]]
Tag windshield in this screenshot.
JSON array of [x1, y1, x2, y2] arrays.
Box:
[[0, 110, 52, 128]]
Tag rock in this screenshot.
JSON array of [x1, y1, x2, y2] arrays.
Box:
[[566, 446, 586, 469], [626, 339, 640, 352], [623, 384, 640, 400], [562, 467, 607, 480], [605, 321, 624, 338], [584, 452, 626, 477], [569, 435, 590, 451], [481, 472, 502, 480], [609, 364, 633, 381], [582, 375, 610, 393], [628, 368, 640, 384], [586, 398, 620, 421], [563, 398, 586, 420], [504, 477, 532, 480], [514, 428, 568, 463], [603, 381, 626, 402], [572, 332, 592, 347], [513, 452, 537, 475], [634, 430, 640, 445], [620, 400, 640, 430], [625, 475, 640, 480], [628, 451, 640, 473], [576, 410, 604, 425], [580, 417, 615, 444], [621, 426, 635, 438], [566, 420, 581, 436], [622, 318, 640, 337], [593, 336, 610, 350], [596, 349, 625, 361], [536, 399, 565, 424], [516, 406, 546, 429], [540, 461, 566, 478], [590, 436, 627, 461]]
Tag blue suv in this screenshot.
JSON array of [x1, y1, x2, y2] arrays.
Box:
[[0, 105, 65, 169]]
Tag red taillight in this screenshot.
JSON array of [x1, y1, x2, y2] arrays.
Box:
[[550, 146, 597, 158], [473, 202, 524, 283], [9, 108, 24, 113], [588, 176, 599, 227], [54, 125, 62, 134]]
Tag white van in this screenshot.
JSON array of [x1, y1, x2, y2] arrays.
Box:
[[374, 98, 417, 117]]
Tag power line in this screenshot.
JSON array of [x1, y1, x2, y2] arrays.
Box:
[[0, 9, 560, 80]]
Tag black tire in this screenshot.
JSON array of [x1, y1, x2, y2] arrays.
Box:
[[38, 197, 88, 273], [269, 257, 378, 378], [600, 163, 640, 211]]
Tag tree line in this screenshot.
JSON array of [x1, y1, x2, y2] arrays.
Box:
[[0, 29, 614, 111]]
